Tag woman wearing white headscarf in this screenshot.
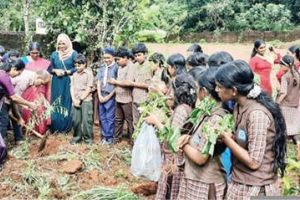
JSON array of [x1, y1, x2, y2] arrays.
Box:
[[48, 33, 78, 133]]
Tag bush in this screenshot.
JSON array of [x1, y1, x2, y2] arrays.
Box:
[[136, 29, 167, 43]]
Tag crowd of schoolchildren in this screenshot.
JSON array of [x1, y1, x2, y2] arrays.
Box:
[[0, 33, 300, 199]]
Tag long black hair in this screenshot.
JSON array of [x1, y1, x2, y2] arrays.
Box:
[[167, 53, 187, 76], [187, 43, 203, 53], [2, 59, 25, 72], [198, 68, 221, 101], [215, 60, 286, 177], [197, 68, 232, 113], [149, 52, 169, 85], [208, 51, 233, 68], [281, 55, 299, 87], [173, 74, 197, 108], [288, 45, 300, 61], [251, 39, 265, 58], [187, 52, 208, 68]]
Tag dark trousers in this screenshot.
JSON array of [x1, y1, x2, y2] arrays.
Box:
[[132, 102, 141, 127], [99, 97, 116, 140], [72, 101, 93, 142], [0, 103, 23, 142], [0, 103, 9, 139], [114, 102, 134, 140]]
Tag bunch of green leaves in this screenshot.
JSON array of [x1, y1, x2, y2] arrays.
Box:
[[26, 96, 68, 134], [189, 97, 217, 125], [73, 186, 139, 200], [132, 92, 170, 139], [201, 114, 234, 156], [159, 125, 180, 153]]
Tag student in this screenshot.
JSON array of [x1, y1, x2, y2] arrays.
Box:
[[0, 60, 37, 141], [276, 55, 300, 147], [249, 39, 280, 95], [97, 47, 118, 145], [0, 45, 5, 66], [177, 68, 229, 200], [187, 43, 203, 56], [215, 60, 286, 198], [129, 43, 152, 126], [108, 47, 134, 142], [148, 52, 169, 94], [146, 74, 197, 200], [186, 52, 208, 70], [166, 54, 187, 79], [277, 45, 300, 82], [70, 54, 94, 145], [208, 51, 233, 68]]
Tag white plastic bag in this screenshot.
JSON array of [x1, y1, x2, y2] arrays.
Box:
[[131, 122, 162, 181]]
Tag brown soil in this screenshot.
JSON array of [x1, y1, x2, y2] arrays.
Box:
[[1, 42, 300, 199], [131, 181, 158, 196], [62, 160, 83, 174]]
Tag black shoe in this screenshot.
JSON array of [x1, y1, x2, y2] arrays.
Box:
[[70, 137, 81, 145], [84, 139, 93, 145]]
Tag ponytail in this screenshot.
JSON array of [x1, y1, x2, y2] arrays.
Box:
[[255, 92, 287, 177]]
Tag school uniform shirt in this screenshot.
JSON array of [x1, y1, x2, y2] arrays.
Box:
[[97, 62, 118, 96], [149, 68, 167, 93], [278, 71, 300, 107], [278, 71, 300, 136], [156, 104, 192, 200], [71, 68, 94, 102], [115, 61, 133, 104], [249, 56, 273, 95], [178, 105, 227, 200], [11, 70, 36, 95], [227, 99, 279, 199], [128, 61, 152, 104]]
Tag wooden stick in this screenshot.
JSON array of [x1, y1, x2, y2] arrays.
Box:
[[9, 115, 44, 138]]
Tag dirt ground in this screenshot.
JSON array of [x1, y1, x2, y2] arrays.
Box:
[[1, 42, 300, 199], [146, 41, 295, 60]]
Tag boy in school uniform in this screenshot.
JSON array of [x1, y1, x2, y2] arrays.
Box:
[[128, 43, 152, 126], [70, 54, 94, 145], [108, 47, 134, 142], [97, 47, 118, 145]]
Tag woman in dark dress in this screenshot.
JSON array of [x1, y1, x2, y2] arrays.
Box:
[[48, 33, 78, 133]]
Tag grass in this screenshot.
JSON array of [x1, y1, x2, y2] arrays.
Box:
[[72, 186, 139, 200], [10, 139, 30, 160], [283, 143, 300, 196], [22, 160, 52, 199]]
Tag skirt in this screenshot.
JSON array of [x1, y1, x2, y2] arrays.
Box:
[[177, 177, 226, 200], [281, 106, 300, 136]]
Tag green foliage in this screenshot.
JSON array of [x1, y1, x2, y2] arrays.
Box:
[[132, 92, 170, 139], [182, 0, 295, 32], [189, 97, 217, 125], [136, 29, 167, 43], [237, 3, 293, 31], [159, 125, 181, 153], [201, 114, 234, 156]]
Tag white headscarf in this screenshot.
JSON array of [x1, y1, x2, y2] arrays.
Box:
[[56, 33, 74, 60]]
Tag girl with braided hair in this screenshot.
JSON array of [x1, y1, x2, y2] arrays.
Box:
[[276, 55, 300, 150], [215, 60, 286, 199], [146, 74, 197, 200]]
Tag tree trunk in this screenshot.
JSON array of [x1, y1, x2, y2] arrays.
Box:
[[23, 0, 30, 52]]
